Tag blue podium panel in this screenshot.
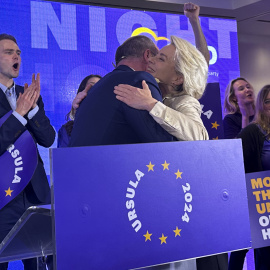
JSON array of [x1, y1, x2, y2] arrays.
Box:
[[246, 170, 270, 249], [50, 140, 251, 270]]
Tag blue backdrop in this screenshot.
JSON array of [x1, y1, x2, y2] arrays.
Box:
[[1, 0, 240, 175], [0, 0, 243, 269]]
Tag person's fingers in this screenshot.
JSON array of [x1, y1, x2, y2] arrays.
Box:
[[36, 73, 41, 92], [36, 73, 40, 84], [79, 91, 87, 98], [84, 83, 92, 93], [184, 2, 198, 11], [142, 80, 150, 91], [113, 89, 130, 99], [184, 3, 192, 10], [32, 73, 36, 84], [23, 87, 37, 103], [17, 93, 22, 102], [115, 95, 128, 103], [31, 91, 37, 103], [114, 86, 128, 93], [116, 84, 135, 92], [114, 86, 132, 95]]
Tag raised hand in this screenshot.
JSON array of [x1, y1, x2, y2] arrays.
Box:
[[72, 91, 87, 110], [184, 2, 200, 22], [31, 73, 41, 108], [72, 83, 93, 110], [70, 83, 94, 119], [114, 80, 157, 111], [184, 2, 210, 64], [15, 83, 37, 116]]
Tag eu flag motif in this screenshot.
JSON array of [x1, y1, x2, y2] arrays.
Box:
[[0, 111, 38, 210], [51, 139, 251, 270]]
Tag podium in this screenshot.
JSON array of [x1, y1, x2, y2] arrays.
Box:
[[50, 139, 252, 270], [0, 205, 53, 264]]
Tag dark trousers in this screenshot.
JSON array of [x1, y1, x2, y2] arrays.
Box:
[[255, 246, 270, 270], [0, 188, 42, 270], [229, 247, 270, 270], [228, 249, 248, 270], [197, 253, 228, 270]]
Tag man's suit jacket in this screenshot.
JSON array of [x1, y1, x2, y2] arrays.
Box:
[[0, 85, 55, 204], [70, 65, 174, 147]]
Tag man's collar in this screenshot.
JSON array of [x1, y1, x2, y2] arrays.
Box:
[[0, 81, 15, 94], [115, 65, 135, 72]]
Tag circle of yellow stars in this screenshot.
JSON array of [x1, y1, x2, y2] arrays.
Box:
[[143, 161, 183, 245]]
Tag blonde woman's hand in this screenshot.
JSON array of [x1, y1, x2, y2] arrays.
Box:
[[114, 80, 157, 111]]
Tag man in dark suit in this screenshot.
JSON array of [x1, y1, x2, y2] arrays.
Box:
[[0, 34, 55, 269], [70, 35, 174, 147]]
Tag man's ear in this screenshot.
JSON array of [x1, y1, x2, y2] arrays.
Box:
[[143, 49, 151, 62]]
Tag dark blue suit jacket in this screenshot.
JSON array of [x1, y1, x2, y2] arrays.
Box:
[[0, 85, 55, 204], [70, 65, 174, 147]]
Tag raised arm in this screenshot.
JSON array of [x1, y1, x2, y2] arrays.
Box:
[[184, 2, 210, 65]]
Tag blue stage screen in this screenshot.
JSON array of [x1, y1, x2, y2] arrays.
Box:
[[1, 0, 240, 174]]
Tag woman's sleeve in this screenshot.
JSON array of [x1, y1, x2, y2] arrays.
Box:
[[149, 100, 208, 141]]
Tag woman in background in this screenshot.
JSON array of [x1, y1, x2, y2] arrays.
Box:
[[223, 77, 256, 270], [238, 85, 270, 270], [223, 77, 255, 139], [57, 74, 101, 147]]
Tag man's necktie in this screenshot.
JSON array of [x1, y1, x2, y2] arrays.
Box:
[[5, 88, 12, 97], [5, 87, 16, 110]]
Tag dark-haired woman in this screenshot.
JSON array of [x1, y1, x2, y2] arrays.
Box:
[[57, 75, 101, 147]]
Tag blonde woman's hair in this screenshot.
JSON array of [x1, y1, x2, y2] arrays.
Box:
[[254, 85, 270, 139], [170, 35, 208, 100], [223, 77, 254, 115]]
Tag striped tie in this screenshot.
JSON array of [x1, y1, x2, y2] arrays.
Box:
[[5, 88, 12, 97]]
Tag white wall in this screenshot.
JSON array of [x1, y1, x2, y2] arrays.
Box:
[[238, 33, 270, 95]]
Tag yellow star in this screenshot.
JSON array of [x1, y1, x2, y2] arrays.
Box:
[[175, 170, 183, 179], [213, 136, 219, 140], [146, 161, 155, 172], [159, 233, 168, 244], [173, 226, 182, 237], [211, 121, 220, 130], [143, 230, 152, 242], [162, 160, 170, 170], [5, 187, 13, 197]]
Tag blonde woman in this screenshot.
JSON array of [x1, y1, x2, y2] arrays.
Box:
[[114, 35, 209, 142], [223, 77, 255, 139]]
